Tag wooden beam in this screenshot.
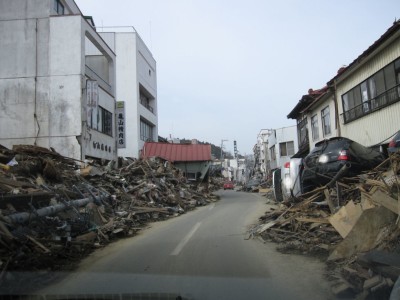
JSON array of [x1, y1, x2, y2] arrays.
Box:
[[369, 189, 398, 215]]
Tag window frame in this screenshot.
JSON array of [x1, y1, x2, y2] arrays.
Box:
[[279, 141, 294, 157], [97, 106, 113, 137], [54, 0, 65, 15], [341, 57, 400, 123], [321, 106, 331, 137], [140, 118, 154, 142], [311, 114, 319, 141]]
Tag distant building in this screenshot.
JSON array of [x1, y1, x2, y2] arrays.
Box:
[[141, 142, 212, 181], [0, 0, 117, 161], [253, 129, 273, 179], [267, 126, 298, 171]]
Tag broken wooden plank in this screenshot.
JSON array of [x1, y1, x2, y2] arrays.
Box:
[[26, 235, 51, 253], [324, 188, 335, 213], [295, 217, 330, 224], [0, 177, 35, 188], [328, 206, 396, 261], [367, 189, 398, 215], [329, 200, 363, 238]]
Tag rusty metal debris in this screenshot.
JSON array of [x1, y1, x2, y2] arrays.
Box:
[[252, 152, 400, 298], [0, 144, 220, 292]]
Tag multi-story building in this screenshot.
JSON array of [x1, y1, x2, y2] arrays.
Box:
[[96, 30, 158, 158], [0, 0, 117, 161], [287, 87, 333, 157], [253, 129, 273, 179], [267, 126, 298, 171], [330, 20, 400, 149], [288, 20, 400, 155]]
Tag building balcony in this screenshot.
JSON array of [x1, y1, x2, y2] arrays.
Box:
[[140, 101, 154, 113]]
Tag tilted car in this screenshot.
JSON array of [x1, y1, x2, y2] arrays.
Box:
[[301, 137, 385, 193]]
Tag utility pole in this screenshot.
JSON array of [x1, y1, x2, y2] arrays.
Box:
[[220, 139, 228, 160]]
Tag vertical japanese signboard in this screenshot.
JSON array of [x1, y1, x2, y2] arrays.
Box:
[[116, 101, 126, 148], [86, 80, 99, 129]]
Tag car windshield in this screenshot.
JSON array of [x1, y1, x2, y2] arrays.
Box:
[[1, 1, 399, 300]]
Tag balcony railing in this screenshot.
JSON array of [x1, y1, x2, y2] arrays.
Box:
[[341, 85, 400, 124], [140, 101, 154, 113]]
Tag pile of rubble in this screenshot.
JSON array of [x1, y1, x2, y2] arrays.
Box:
[[0, 144, 220, 291], [252, 153, 400, 299]]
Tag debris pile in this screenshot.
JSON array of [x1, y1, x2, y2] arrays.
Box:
[[0, 145, 219, 290], [252, 153, 400, 298]]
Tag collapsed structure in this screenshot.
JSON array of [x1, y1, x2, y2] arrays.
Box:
[[0, 144, 220, 293], [252, 152, 400, 298]]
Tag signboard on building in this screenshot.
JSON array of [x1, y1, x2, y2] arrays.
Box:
[[116, 101, 126, 148], [86, 80, 99, 129]]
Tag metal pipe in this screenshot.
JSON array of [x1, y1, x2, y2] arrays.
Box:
[[4, 196, 103, 224], [326, 163, 351, 188]]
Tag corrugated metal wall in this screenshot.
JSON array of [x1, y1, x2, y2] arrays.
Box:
[[336, 36, 400, 147]]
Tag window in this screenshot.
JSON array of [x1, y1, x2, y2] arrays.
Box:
[[270, 145, 276, 161], [321, 106, 331, 136], [360, 81, 369, 112], [341, 57, 400, 123], [384, 64, 397, 103], [297, 118, 308, 147], [396, 59, 400, 97], [54, 0, 65, 15], [279, 141, 294, 157], [98, 106, 113, 136], [139, 85, 155, 113], [140, 119, 154, 141], [311, 114, 319, 141]]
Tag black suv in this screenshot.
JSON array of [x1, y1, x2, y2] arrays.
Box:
[[301, 137, 385, 192]]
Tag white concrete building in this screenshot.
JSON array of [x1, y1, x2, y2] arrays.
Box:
[[97, 30, 158, 158], [268, 126, 298, 170], [254, 129, 273, 178], [0, 0, 117, 161]]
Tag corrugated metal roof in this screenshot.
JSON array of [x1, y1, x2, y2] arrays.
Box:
[[142, 142, 212, 162]]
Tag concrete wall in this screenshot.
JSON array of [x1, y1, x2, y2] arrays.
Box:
[[0, 0, 50, 20], [268, 126, 298, 170], [0, 1, 117, 161], [136, 33, 158, 155], [336, 34, 400, 147], [101, 32, 158, 158]]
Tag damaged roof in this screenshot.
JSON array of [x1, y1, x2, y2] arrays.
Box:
[[142, 142, 212, 162], [287, 87, 328, 119]]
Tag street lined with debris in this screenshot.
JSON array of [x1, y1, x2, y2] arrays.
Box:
[[252, 152, 400, 299], [37, 191, 333, 300], [0, 145, 219, 294]]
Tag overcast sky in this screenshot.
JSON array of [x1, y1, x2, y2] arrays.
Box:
[[75, 0, 399, 156]]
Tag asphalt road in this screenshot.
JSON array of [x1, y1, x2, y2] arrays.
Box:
[[37, 190, 335, 300]]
